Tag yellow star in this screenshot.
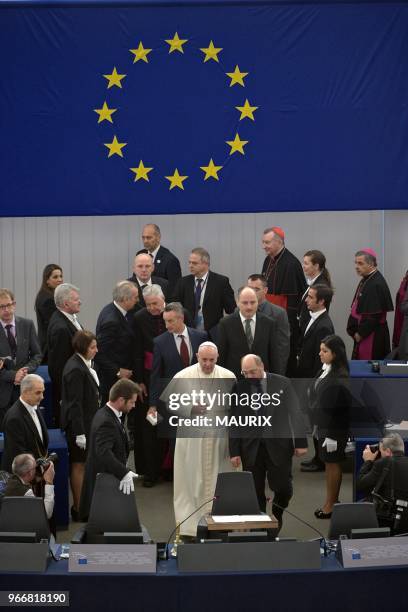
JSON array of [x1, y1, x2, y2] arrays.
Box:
[[130, 160, 153, 182], [200, 40, 223, 63], [235, 99, 258, 121], [226, 65, 248, 87], [226, 133, 249, 156], [165, 168, 188, 190], [103, 67, 126, 89], [200, 158, 223, 181], [94, 101, 117, 124], [104, 135, 127, 158], [165, 32, 188, 54], [129, 41, 152, 63]]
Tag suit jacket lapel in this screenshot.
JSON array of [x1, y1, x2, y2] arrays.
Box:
[[202, 271, 213, 308], [74, 354, 99, 391], [107, 406, 129, 455], [19, 402, 48, 456]]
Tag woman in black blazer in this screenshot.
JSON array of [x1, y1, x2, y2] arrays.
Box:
[[61, 330, 100, 521], [308, 334, 351, 519], [34, 264, 63, 363]]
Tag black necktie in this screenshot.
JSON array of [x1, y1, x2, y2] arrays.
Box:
[[245, 319, 253, 349], [5, 324, 17, 359], [194, 278, 203, 324]]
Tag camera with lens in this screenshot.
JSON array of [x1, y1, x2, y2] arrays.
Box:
[[35, 452, 58, 477], [369, 444, 381, 461]]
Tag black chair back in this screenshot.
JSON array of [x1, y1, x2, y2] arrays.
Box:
[[86, 473, 142, 542], [0, 496, 50, 542], [329, 502, 378, 540], [212, 472, 261, 515]]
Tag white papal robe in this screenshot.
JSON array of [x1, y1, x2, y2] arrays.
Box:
[[172, 363, 236, 536]]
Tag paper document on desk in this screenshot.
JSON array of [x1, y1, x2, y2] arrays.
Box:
[[212, 515, 272, 523]]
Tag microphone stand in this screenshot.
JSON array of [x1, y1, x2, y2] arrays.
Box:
[[163, 495, 217, 560]]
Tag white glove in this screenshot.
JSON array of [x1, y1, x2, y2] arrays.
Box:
[[322, 437, 337, 453], [75, 434, 86, 450], [119, 471, 138, 495]]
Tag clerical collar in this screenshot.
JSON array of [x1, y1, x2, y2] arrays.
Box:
[[114, 301, 127, 317], [270, 246, 285, 262], [107, 403, 122, 420], [362, 269, 378, 280]]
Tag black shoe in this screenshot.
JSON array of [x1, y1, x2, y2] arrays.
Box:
[[301, 462, 325, 472], [314, 508, 332, 519], [71, 506, 80, 522]]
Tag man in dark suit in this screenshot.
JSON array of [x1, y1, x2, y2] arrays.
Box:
[[229, 354, 308, 527], [147, 302, 207, 484], [172, 247, 236, 341], [2, 374, 48, 472], [296, 284, 334, 473], [217, 286, 280, 378], [357, 433, 408, 532], [141, 223, 181, 294], [79, 379, 140, 521], [95, 281, 139, 404], [247, 274, 290, 375], [0, 288, 42, 430], [297, 284, 334, 378], [47, 283, 82, 426], [128, 252, 169, 308]]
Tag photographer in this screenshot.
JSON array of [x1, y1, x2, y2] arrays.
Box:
[[357, 433, 408, 528], [4, 453, 55, 519]]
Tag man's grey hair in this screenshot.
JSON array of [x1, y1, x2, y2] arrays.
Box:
[[113, 281, 137, 302], [164, 302, 184, 317], [144, 223, 161, 236], [355, 250, 377, 267], [54, 283, 79, 308], [143, 284, 165, 299], [191, 247, 210, 265], [381, 433, 405, 454], [12, 453, 35, 477], [20, 374, 44, 394]]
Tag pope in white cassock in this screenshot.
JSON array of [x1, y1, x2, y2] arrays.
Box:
[[171, 341, 236, 537]]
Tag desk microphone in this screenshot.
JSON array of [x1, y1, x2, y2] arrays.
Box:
[[267, 498, 329, 556], [162, 495, 218, 560]]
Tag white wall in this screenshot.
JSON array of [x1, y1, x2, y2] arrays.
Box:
[[1, 209, 407, 354]]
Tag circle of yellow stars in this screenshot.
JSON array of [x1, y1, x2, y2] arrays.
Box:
[[94, 33, 259, 190]]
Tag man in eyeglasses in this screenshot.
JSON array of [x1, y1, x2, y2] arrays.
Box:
[[0, 288, 42, 430]]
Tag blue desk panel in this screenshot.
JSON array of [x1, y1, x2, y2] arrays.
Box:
[[1, 553, 408, 612]]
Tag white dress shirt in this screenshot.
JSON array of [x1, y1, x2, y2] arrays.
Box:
[[20, 398, 43, 442]]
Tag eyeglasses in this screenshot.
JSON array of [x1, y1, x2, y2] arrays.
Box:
[[241, 368, 261, 376], [0, 301, 15, 311]]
